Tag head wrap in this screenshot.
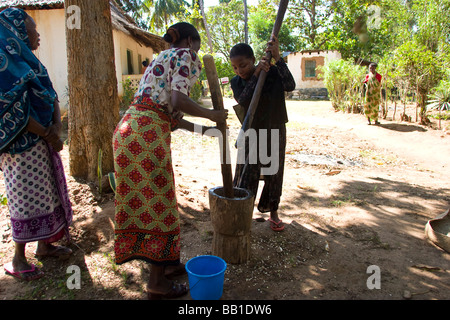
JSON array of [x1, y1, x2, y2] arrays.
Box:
[[0, 8, 57, 154]]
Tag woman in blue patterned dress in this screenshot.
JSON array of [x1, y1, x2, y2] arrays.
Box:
[[0, 8, 73, 281]]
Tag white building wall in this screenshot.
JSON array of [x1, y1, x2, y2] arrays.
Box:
[[287, 50, 341, 90], [27, 9, 155, 111], [113, 29, 155, 96], [27, 9, 69, 111]]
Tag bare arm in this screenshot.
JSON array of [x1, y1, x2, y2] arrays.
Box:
[[26, 116, 48, 137], [52, 99, 63, 135], [177, 119, 221, 137], [25, 100, 64, 151], [171, 91, 228, 123]]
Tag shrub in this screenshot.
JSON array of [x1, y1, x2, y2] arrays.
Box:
[[318, 59, 366, 112], [121, 77, 136, 109], [190, 80, 203, 103]]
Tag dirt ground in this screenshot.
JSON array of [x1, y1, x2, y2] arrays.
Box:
[[0, 99, 449, 301]]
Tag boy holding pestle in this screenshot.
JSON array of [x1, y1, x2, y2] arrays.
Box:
[[229, 36, 295, 232]]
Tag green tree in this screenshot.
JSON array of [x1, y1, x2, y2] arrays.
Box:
[[205, 0, 246, 60], [249, 0, 297, 58], [198, 0, 213, 52], [116, 0, 190, 32], [322, 0, 411, 62], [411, 0, 450, 75], [244, 0, 249, 44], [115, 0, 149, 29], [412, 0, 450, 51], [377, 52, 397, 119], [142, 0, 189, 31], [286, 0, 334, 50], [378, 0, 449, 125], [318, 58, 366, 112], [393, 40, 442, 124]]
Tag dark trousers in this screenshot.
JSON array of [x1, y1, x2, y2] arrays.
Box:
[[233, 123, 286, 213]]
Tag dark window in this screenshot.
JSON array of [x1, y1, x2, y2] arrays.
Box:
[[138, 54, 142, 72], [305, 60, 316, 78], [127, 49, 134, 75]]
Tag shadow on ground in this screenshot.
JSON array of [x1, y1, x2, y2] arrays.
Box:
[[378, 123, 427, 132]]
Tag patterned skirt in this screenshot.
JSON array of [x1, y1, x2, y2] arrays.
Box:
[[0, 139, 73, 244], [364, 76, 382, 121], [113, 97, 180, 266]]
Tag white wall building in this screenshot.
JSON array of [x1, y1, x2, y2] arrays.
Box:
[[0, 0, 167, 112], [286, 50, 341, 100]]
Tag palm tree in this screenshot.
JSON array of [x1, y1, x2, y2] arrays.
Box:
[[143, 0, 189, 31], [115, 0, 148, 28], [191, 0, 213, 53]]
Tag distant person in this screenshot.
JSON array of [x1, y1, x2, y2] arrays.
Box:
[[363, 62, 382, 125], [141, 60, 149, 74], [0, 8, 73, 281], [229, 37, 295, 232], [113, 22, 228, 300]]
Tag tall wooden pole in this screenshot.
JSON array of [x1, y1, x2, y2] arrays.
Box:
[[203, 55, 234, 198], [236, 0, 289, 144]]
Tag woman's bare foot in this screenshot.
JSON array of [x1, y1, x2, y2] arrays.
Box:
[[6, 243, 44, 281]]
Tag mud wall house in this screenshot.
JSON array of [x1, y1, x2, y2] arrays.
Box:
[[286, 50, 342, 100], [0, 0, 167, 113]]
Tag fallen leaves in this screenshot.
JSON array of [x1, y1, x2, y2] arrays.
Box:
[[325, 170, 341, 176]]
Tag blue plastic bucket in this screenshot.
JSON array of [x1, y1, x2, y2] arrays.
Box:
[[185, 255, 227, 300]]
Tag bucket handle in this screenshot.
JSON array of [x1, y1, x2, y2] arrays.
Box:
[[188, 278, 203, 292]]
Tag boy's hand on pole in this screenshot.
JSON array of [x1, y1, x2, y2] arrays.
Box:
[[256, 57, 271, 77], [266, 34, 281, 62]]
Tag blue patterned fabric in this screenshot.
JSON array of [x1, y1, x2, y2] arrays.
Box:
[[0, 8, 57, 154]]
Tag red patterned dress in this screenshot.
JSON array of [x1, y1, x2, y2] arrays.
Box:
[[113, 48, 202, 265]]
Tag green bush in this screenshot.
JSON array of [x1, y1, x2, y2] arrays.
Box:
[[318, 59, 366, 112], [190, 80, 203, 103], [121, 77, 136, 109], [0, 194, 7, 206], [428, 80, 450, 111]]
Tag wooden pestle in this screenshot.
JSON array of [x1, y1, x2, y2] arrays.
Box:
[[203, 54, 234, 198]]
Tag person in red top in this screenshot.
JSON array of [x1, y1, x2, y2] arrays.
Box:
[[363, 63, 382, 125]]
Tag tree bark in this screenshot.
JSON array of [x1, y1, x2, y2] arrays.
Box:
[[65, 0, 120, 182], [244, 0, 248, 44], [199, 0, 214, 53]]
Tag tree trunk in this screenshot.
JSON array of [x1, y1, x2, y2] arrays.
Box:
[[244, 0, 248, 44], [393, 100, 397, 121], [418, 89, 430, 125], [65, 0, 120, 182], [199, 0, 214, 53]]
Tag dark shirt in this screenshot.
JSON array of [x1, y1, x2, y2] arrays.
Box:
[[230, 59, 295, 129]]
